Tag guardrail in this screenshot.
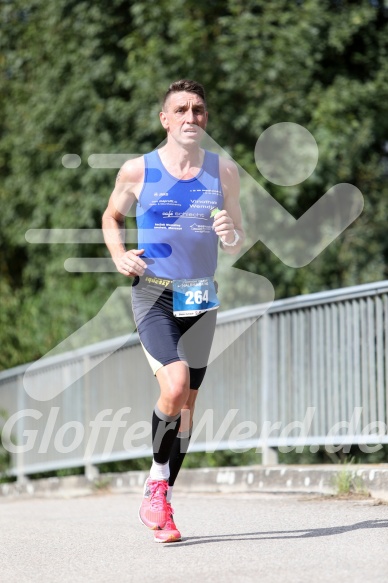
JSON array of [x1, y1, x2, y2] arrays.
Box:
[[1, 280, 388, 479]]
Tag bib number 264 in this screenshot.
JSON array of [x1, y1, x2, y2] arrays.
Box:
[[185, 289, 209, 305], [173, 277, 219, 317]]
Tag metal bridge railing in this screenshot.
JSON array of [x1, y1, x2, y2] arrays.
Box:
[[1, 280, 388, 479]]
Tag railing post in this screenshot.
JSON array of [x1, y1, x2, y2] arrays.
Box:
[[16, 373, 27, 483], [82, 355, 99, 481], [260, 313, 278, 465]]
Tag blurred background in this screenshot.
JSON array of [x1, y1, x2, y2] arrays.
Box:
[[2, 0, 388, 477], [0, 1, 387, 367]]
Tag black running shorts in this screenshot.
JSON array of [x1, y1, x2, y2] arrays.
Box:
[[131, 277, 218, 389]]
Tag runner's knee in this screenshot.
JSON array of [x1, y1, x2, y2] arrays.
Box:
[[163, 383, 190, 409]]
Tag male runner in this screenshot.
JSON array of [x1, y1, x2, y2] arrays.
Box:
[[102, 79, 244, 542]]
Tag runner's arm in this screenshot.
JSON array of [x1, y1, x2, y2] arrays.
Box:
[[213, 158, 245, 255], [102, 158, 147, 277]]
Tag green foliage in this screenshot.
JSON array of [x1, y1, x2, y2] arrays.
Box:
[[332, 457, 370, 496], [92, 476, 112, 491], [27, 466, 84, 480], [333, 467, 354, 495], [182, 449, 262, 469], [278, 444, 388, 464], [1, 1, 388, 369], [97, 457, 152, 473]]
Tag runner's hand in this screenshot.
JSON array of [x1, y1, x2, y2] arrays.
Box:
[[115, 249, 147, 277], [212, 210, 235, 244]]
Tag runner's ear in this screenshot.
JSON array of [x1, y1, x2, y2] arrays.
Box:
[[159, 111, 169, 130]]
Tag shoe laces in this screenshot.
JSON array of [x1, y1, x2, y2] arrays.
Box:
[[164, 502, 177, 530], [148, 480, 168, 512]]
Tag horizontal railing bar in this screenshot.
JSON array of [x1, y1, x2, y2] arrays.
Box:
[[2, 280, 388, 380], [7, 435, 388, 477], [0, 333, 141, 380]]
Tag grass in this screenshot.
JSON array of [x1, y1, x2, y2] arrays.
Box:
[[332, 460, 370, 498], [92, 476, 112, 492]]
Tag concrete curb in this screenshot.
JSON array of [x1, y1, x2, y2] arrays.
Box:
[[1, 464, 388, 501]]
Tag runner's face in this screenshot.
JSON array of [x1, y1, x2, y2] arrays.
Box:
[[160, 91, 208, 145]]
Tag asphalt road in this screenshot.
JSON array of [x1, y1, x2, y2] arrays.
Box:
[[1, 491, 388, 583]]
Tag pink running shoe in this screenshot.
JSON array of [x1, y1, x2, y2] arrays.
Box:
[[139, 478, 169, 530], [154, 503, 182, 543]]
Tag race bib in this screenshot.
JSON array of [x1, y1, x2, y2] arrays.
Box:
[[173, 277, 220, 317]]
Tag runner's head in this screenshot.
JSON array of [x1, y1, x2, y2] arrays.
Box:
[[160, 80, 208, 141], [162, 79, 207, 111]]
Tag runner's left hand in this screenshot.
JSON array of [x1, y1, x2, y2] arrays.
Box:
[[212, 210, 235, 244]]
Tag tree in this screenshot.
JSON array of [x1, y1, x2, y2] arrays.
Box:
[[0, 0, 388, 369]]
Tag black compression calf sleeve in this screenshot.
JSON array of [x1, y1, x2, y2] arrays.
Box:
[[152, 406, 181, 465], [168, 429, 192, 487]]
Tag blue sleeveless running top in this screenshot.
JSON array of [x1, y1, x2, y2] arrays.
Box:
[[136, 149, 224, 280]]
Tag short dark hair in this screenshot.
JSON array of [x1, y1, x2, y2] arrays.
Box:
[[162, 79, 207, 109]]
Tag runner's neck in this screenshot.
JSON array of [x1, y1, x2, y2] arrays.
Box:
[[158, 145, 205, 180]]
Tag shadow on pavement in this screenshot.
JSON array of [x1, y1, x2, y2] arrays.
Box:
[[166, 519, 388, 548]]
